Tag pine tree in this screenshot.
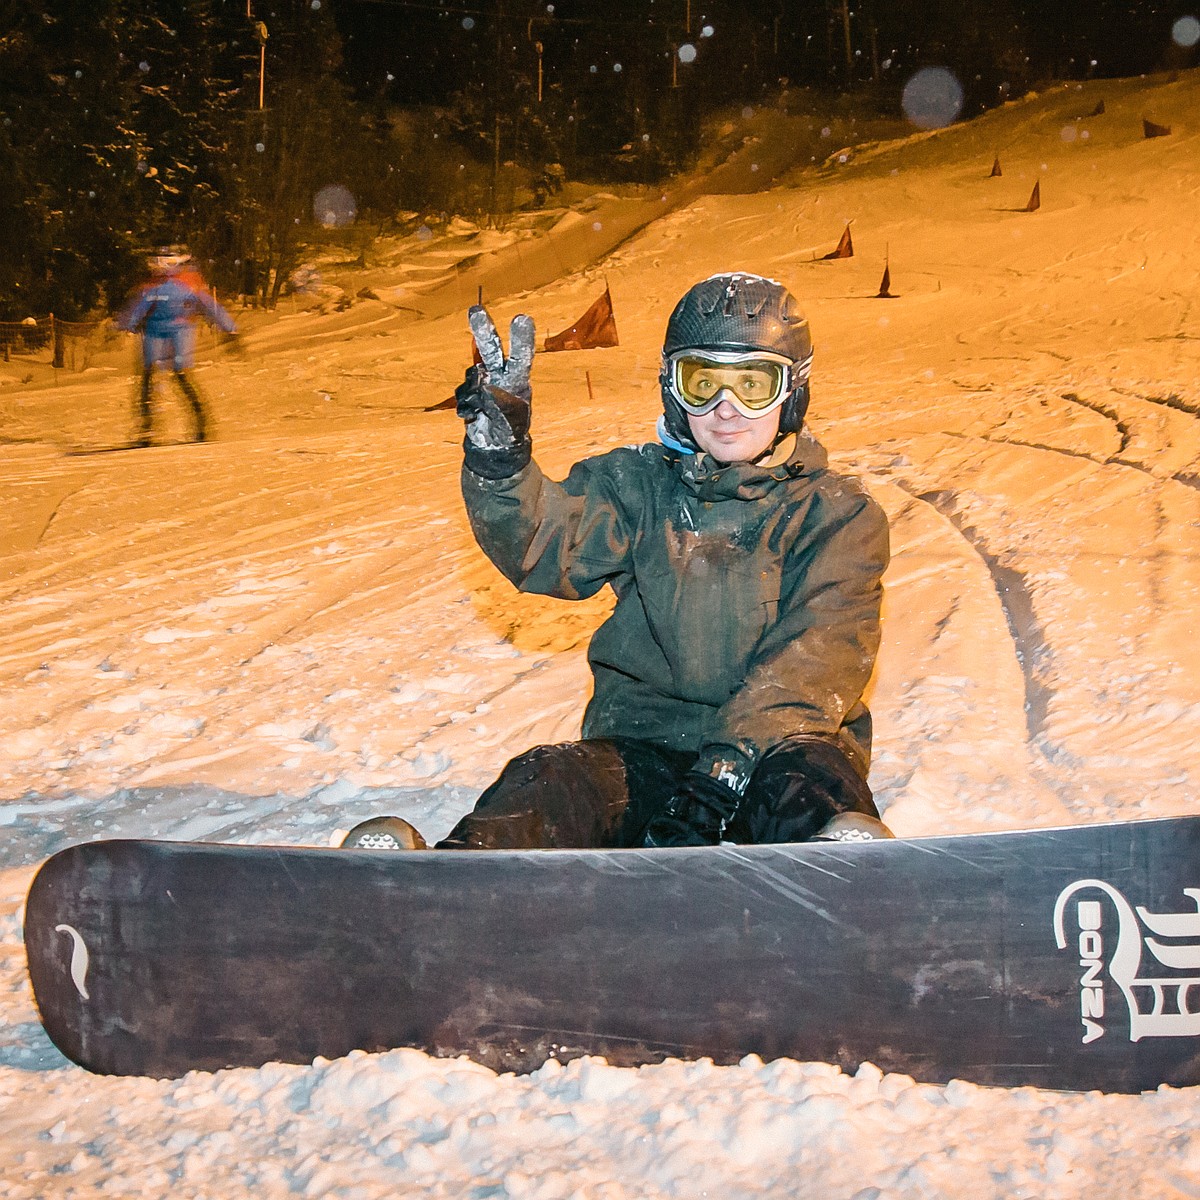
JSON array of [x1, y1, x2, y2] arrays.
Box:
[[0, 0, 148, 317], [212, 0, 357, 306]]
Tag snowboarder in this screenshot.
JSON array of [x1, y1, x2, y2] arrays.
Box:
[[115, 247, 240, 445], [350, 272, 891, 851]]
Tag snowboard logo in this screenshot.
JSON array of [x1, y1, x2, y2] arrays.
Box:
[[54, 923, 91, 1001], [1053, 880, 1200, 1044]]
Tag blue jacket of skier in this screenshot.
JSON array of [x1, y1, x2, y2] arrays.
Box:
[[116, 262, 236, 372]]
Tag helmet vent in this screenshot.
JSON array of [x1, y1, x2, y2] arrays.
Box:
[[701, 276, 769, 321]]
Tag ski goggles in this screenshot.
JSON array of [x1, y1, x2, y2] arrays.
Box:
[[665, 349, 810, 419]]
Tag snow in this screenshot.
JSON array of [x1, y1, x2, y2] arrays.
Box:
[[3, 70, 1200, 1195]]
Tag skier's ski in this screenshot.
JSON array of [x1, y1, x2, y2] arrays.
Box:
[[65, 440, 205, 456], [64, 443, 149, 456], [23, 816, 1200, 1090]]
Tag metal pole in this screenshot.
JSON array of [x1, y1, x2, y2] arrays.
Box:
[[841, 0, 853, 82], [492, 5, 503, 210], [492, 112, 501, 210], [254, 21, 269, 110]]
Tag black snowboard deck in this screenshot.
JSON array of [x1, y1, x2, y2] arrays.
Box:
[[23, 816, 1200, 1090]]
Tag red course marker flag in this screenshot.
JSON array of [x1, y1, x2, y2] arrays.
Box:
[[543, 286, 620, 352]]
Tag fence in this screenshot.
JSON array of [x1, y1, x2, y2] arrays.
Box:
[[0, 315, 110, 372]]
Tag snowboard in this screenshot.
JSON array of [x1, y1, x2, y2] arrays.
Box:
[[23, 815, 1200, 1091]]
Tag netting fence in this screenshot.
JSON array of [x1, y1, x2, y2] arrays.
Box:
[[0, 315, 112, 372]]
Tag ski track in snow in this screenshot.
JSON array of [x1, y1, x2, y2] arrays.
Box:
[[3, 70, 1200, 1196]]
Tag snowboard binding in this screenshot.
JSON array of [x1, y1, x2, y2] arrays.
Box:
[[340, 816, 428, 851], [811, 812, 894, 843]]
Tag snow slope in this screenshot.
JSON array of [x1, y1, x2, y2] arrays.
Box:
[[2, 70, 1200, 1196]]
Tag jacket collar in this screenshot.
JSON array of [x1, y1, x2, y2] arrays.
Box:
[[670, 429, 829, 500]]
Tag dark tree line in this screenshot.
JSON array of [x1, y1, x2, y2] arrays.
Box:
[[339, 0, 1197, 133]]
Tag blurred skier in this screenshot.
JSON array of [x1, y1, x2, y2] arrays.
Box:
[[116, 247, 240, 445], [348, 273, 891, 852]]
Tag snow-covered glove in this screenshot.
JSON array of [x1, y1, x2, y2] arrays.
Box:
[[641, 772, 742, 848], [456, 304, 535, 480]]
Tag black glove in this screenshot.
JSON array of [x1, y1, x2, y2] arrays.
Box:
[[222, 330, 247, 357], [641, 771, 742, 848], [456, 305, 535, 480]]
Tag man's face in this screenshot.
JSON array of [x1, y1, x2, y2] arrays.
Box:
[[686, 399, 783, 463]]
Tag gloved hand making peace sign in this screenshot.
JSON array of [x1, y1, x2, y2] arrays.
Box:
[[455, 305, 536, 480]]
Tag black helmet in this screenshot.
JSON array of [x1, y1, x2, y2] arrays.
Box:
[[659, 273, 813, 451]]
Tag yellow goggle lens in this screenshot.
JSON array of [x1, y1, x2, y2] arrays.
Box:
[[675, 357, 786, 411]]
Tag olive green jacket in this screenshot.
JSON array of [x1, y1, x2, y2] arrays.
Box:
[[461, 430, 889, 793]]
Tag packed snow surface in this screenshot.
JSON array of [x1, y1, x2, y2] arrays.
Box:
[[4, 71, 1200, 1195]]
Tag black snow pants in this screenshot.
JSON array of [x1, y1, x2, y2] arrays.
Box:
[[137, 367, 208, 443], [436, 735, 879, 850]]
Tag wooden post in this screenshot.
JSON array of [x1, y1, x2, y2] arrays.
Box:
[[51, 313, 66, 370]]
